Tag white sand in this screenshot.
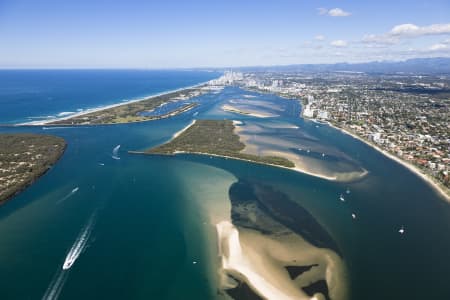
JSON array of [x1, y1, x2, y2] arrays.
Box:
[[235, 124, 368, 182], [172, 119, 196, 139], [217, 221, 348, 300], [222, 104, 279, 118]]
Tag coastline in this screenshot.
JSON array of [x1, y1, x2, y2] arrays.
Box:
[[131, 149, 341, 181], [221, 104, 278, 118], [0, 134, 67, 205], [172, 119, 197, 140], [132, 119, 367, 182], [19, 81, 211, 126], [326, 121, 450, 203]]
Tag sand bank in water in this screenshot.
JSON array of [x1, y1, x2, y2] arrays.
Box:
[[222, 104, 279, 118], [234, 123, 367, 182], [217, 221, 348, 300]]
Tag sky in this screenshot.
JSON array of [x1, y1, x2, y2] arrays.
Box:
[[0, 0, 449, 68]]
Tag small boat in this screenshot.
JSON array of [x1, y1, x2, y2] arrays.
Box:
[[112, 145, 121, 160], [398, 226, 405, 234], [322, 153, 325, 157], [339, 194, 345, 202], [346, 188, 351, 194], [351, 213, 356, 219]]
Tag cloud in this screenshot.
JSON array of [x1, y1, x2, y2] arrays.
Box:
[[315, 35, 326, 41], [330, 40, 348, 47], [362, 23, 450, 46], [328, 8, 351, 17], [362, 34, 399, 45], [429, 43, 450, 51], [390, 23, 450, 37], [318, 8, 351, 17]]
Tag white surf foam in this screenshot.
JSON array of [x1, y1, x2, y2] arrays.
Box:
[[57, 112, 76, 117]]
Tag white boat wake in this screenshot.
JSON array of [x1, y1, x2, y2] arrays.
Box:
[[62, 212, 96, 270], [42, 211, 97, 300], [112, 145, 121, 160], [41, 269, 69, 300], [56, 187, 79, 205]]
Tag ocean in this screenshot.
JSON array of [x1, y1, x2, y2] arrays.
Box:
[[0, 71, 449, 300]]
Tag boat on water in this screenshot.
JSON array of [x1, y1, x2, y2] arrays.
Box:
[[63, 257, 76, 270], [399, 226, 405, 234], [339, 194, 345, 202], [112, 145, 121, 160]]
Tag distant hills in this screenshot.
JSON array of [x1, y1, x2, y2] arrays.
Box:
[[233, 57, 450, 74]]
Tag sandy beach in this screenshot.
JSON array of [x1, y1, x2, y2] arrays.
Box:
[[327, 122, 450, 203], [20, 81, 210, 126], [172, 119, 196, 139]]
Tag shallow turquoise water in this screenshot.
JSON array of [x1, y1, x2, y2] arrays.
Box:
[[0, 75, 450, 300]]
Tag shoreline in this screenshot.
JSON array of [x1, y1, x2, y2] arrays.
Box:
[[18, 81, 211, 126], [325, 121, 450, 203], [131, 149, 343, 182], [131, 119, 365, 182], [221, 104, 277, 118], [172, 119, 197, 140], [0, 134, 67, 205]]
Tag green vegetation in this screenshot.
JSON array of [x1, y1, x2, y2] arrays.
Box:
[[0, 134, 66, 204], [146, 120, 295, 168], [49, 89, 202, 125]]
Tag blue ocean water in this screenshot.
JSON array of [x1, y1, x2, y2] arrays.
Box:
[[0, 70, 219, 124], [0, 72, 449, 300]]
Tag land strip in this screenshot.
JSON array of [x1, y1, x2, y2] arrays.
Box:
[[46, 88, 204, 125], [135, 119, 295, 169], [0, 133, 66, 204]]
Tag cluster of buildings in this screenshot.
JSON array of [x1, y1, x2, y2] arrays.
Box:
[[228, 71, 450, 191]]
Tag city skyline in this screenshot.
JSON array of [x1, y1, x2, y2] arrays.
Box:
[[0, 0, 449, 68]]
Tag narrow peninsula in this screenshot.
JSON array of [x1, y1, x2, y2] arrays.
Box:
[[46, 88, 203, 126], [0, 134, 66, 204], [138, 119, 295, 169]]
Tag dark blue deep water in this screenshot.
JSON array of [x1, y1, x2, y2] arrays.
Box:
[[0, 71, 450, 300], [0, 70, 218, 124]]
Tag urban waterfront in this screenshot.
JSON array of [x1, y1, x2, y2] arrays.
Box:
[[1, 71, 450, 299]]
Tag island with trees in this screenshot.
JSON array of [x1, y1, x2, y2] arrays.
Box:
[[136, 119, 295, 168]]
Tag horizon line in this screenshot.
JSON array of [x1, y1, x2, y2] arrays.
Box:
[[0, 56, 449, 71]]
